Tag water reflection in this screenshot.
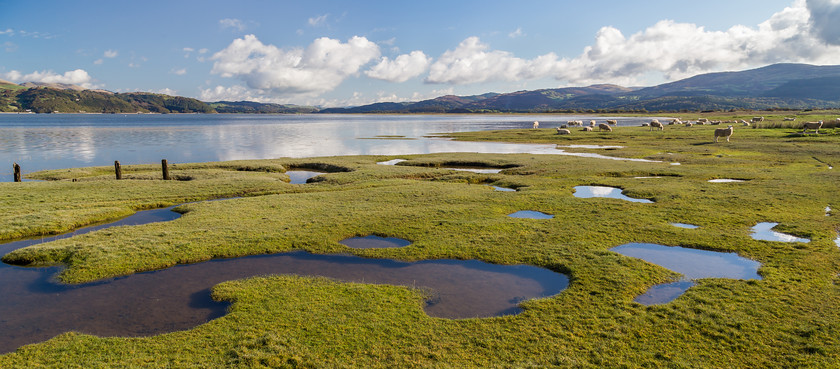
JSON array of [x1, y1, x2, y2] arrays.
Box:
[[671, 223, 700, 229], [708, 179, 745, 183], [508, 211, 554, 219], [750, 222, 810, 243], [339, 235, 412, 249], [573, 186, 653, 203], [610, 243, 761, 305], [286, 170, 323, 184]]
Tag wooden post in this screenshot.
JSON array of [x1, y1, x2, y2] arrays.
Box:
[[161, 159, 170, 180], [114, 160, 122, 180], [13, 163, 21, 182]]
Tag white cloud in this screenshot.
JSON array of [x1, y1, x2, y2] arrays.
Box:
[[0, 29, 13, 36], [104, 49, 118, 58], [806, 0, 840, 45], [508, 27, 525, 39], [210, 34, 381, 96], [151, 88, 178, 96], [426, 37, 560, 85], [198, 48, 208, 54], [171, 68, 187, 75], [93, 58, 103, 65], [308, 14, 329, 27], [2, 69, 95, 88], [365, 51, 431, 82], [220, 18, 246, 31], [3, 41, 17, 52]]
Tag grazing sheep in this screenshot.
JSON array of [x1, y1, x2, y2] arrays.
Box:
[[589, 120, 597, 126], [641, 123, 650, 127], [607, 119, 618, 125], [556, 128, 571, 135], [743, 121, 751, 127], [560, 124, 568, 128], [698, 118, 708, 123], [710, 120, 721, 125], [783, 117, 796, 121], [649, 119, 664, 131], [671, 118, 682, 125], [685, 122, 694, 127], [802, 121, 823, 134], [714, 125, 734, 143], [581, 126, 593, 132], [533, 121, 539, 129], [598, 123, 612, 132], [751, 116, 764, 123]]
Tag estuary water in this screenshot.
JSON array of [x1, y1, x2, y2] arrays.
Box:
[[0, 113, 657, 181]]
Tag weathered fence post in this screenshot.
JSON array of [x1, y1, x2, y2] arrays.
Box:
[[13, 163, 21, 182], [161, 159, 170, 180], [114, 160, 122, 180]]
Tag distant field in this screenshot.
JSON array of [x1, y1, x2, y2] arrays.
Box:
[[0, 124, 838, 368]]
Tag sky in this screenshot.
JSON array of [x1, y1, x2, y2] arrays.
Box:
[[2, 0, 840, 107]]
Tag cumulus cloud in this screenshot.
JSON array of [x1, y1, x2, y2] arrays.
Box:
[[508, 27, 525, 39], [806, 0, 840, 45], [104, 49, 118, 58], [171, 68, 187, 75], [425, 37, 559, 84], [210, 34, 381, 96], [365, 51, 431, 82], [2, 69, 95, 87], [426, 0, 840, 87]]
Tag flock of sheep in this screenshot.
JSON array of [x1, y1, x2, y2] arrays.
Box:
[[536, 115, 833, 142]]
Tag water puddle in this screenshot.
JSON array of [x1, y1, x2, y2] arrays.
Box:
[[0, 204, 568, 353], [750, 222, 810, 243], [490, 185, 517, 192], [444, 167, 504, 174], [826, 206, 832, 217], [339, 235, 412, 249], [573, 186, 653, 203], [508, 210, 554, 219], [634, 176, 662, 179], [670, 223, 700, 229], [558, 145, 624, 149], [377, 159, 407, 165], [610, 243, 761, 305], [286, 170, 324, 184], [708, 179, 745, 183]]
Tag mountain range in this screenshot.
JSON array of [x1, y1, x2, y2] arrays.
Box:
[[2, 63, 839, 114]]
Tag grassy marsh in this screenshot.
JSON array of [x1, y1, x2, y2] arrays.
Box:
[[0, 121, 839, 367]]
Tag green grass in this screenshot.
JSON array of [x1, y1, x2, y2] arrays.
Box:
[[0, 124, 839, 367]]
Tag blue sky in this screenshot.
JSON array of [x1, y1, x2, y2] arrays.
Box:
[[2, 0, 839, 107]]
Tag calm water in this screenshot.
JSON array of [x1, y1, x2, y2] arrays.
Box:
[[0, 114, 659, 181], [0, 203, 568, 353], [573, 185, 654, 203]]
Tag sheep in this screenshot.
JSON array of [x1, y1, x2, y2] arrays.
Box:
[[802, 121, 823, 134], [697, 118, 708, 123], [783, 117, 796, 121], [714, 125, 734, 143], [581, 126, 593, 132], [589, 120, 597, 127], [556, 128, 571, 135], [533, 121, 539, 129], [641, 123, 650, 127], [598, 123, 612, 132], [710, 120, 721, 125], [560, 124, 568, 128], [742, 121, 751, 127], [606, 119, 618, 125], [751, 116, 764, 123], [671, 118, 682, 125], [685, 122, 694, 127], [649, 119, 664, 131]]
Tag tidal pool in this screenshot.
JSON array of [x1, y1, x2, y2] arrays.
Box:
[[573, 186, 653, 203], [377, 159, 407, 165], [708, 178, 745, 183], [339, 235, 412, 249], [610, 243, 761, 305], [671, 223, 700, 229], [490, 185, 517, 192], [750, 222, 810, 243], [508, 211, 554, 219], [286, 170, 324, 184], [443, 167, 504, 174], [0, 204, 568, 353]]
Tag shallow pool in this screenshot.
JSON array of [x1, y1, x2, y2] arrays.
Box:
[[750, 222, 810, 243], [573, 186, 653, 203]]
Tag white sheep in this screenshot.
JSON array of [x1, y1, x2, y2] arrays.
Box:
[[533, 121, 539, 129], [598, 123, 612, 132], [685, 122, 694, 127], [560, 124, 568, 128], [649, 119, 664, 131], [607, 119, 618, 125], [556, 128, 571, 135], [714, 125, 734, 143], [751, 116, 765, 123], [802, 121, 823, 134], [698, 118, 708, 123], [589, 120, 597, 126], [581, 126, 593, 132], [783, 117, 796, 121], [671, 118, 682, 125], [742, 121, 750, 127]]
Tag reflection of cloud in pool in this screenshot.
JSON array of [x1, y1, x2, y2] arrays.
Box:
[[573, 186, 653, 203], [751, 222, 810, 243]]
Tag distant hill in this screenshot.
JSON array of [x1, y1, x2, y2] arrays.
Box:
[[322, 64, 840, 113], [0, 82, 216, 113], [3, 63, 840, 114]]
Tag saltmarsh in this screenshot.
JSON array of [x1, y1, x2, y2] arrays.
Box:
[[0, 122, 839, 368]]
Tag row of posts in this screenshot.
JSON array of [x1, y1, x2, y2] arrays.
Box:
[[11, 160, 170, 182]]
